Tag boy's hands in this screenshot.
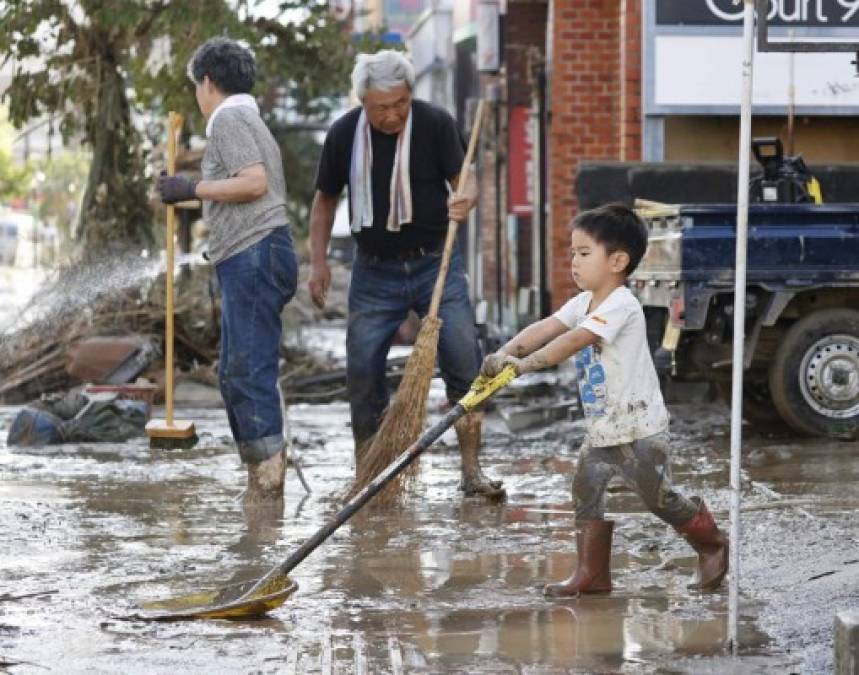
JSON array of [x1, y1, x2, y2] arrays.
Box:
[[480, 352, 532, 377], [480, 317, 570, 380], [480, 352, 508, 378]]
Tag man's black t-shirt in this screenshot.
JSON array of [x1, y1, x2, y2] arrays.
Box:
[[315, 99, 466, 257]]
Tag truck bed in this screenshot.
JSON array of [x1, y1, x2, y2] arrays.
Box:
[[634, 203, 859, 287]]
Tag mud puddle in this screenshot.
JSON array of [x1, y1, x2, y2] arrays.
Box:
[[0, 391, 816, 673]]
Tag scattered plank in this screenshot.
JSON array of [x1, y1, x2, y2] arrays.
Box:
[[0, 589, 58, 603]]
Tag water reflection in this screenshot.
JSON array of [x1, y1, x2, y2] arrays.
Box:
[[0, 401, 789, 673], [329, 538, 750, 670]]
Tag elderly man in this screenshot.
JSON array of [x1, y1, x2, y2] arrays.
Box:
[[308, 50, 503, 498], [158, 38, 298, 503]]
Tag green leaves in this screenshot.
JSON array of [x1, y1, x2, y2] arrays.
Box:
[[0, 0, 387, 251]]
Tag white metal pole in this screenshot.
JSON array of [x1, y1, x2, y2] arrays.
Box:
[[729, 0, 756, 655], [787, 29, 796, 155]]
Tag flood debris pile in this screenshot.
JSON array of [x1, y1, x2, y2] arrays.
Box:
[[6, 389, 149, 447], [0, 257, 337, 407], [0, 259, 214, 405]]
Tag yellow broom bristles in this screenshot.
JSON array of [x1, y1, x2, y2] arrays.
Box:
[[347, 316, 442, 505]]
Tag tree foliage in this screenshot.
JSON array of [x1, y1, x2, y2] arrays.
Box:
[[0, 1, 384, 255], [35, 150, 89, 243], [0, 110, 32, 202], [0, 150, 31, 204]]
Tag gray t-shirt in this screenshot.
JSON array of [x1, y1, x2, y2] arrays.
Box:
[[201, 106, 288, 265]]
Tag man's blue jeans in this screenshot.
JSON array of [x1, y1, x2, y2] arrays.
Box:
[[347, 245, 482, 450], [215, 227, 297, 464]]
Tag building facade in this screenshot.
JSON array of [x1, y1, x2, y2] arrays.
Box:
[[341, 0, 859, 335], [453, 0, 859, 335]]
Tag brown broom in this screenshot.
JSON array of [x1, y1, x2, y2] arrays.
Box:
[[347, 100, 487, 504]]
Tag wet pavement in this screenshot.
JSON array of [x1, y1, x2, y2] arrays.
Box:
[[0, 380, 855, 673]]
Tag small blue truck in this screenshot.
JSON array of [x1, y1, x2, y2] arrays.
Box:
[[631, 200, 859, 440]]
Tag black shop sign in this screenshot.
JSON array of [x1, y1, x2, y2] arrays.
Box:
[[656, 0, 859, 27]]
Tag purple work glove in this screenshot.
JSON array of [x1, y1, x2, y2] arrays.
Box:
[[157, 170, 198, 204]]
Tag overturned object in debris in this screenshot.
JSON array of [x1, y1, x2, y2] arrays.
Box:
[[7, 388, 150, 447], [498, 398, 580, 432], [491, 369, 582, 432], [66, 335, 157, 384]]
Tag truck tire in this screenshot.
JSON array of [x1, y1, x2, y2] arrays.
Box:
[[715, 381, 786, 432], [769, 309, 859, 440]]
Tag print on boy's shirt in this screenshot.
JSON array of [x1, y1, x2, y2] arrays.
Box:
[[575, 345, 608, 418]]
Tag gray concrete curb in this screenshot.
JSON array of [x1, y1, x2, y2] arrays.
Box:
[[836, 610, 859, 675]]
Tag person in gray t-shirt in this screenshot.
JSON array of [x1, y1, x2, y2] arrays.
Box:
[[158, 38, 298, 504]]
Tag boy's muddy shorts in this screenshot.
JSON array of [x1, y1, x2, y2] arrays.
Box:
[[572, 432, 698, 527]]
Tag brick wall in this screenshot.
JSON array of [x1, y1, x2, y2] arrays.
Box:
[[472, 0, 642, 319], [548, 0, 642, 308], [507, 2, 549, 107], [620, 0, 643, 162]]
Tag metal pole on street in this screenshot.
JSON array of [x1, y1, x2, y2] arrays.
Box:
[[729, 0, 756, 655]]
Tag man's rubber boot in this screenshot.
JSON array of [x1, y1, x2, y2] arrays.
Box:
[[455, 411, 505, 500], [245, 448, 286, 504], [544, 519, 614, 597], [675, 497, 729, 591]]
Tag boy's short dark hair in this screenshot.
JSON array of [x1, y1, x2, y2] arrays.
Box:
[[571, 202, 648, 276], [187, 38, 255, 95]]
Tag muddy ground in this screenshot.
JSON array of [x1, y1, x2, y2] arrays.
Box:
[[1, 353, 857, 673]]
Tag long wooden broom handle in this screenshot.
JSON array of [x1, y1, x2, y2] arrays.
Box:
[[165, 112, 183, 426], [427, 100, 486, 320]]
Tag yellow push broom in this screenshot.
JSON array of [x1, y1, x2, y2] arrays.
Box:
[[348, 100, 486, 503], [145, 111, 198, 450]]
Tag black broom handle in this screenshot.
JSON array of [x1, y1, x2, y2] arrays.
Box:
[[250, 404, 467, 590]]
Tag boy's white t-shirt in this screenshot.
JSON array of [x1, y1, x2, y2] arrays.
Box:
[[553, 286, 669, 447]]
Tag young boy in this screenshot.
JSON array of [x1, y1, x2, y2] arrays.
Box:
[[480, 203, 728, 596]]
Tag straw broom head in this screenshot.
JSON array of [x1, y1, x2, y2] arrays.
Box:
[[348, 315, 442, 505]]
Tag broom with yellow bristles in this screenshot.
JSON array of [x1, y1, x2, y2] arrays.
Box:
[[347, 100, 486, 504]]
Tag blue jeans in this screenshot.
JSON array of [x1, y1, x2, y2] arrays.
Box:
[[215, 227, 297, 463], [347, 245, 482, 449]]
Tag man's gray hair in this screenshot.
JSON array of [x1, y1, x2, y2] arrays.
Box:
[[351, 50, 415, 100]]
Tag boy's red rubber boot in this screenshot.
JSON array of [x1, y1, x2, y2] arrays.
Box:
[[675, 497, 729, 591], [544, 519, 614, 597]]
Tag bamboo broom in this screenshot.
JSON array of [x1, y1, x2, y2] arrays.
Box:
[[145, 111, 198, 449], [347, 100, 486, 504]]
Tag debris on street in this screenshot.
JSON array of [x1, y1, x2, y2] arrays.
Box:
[[0, 261, 341, 409], [6, 387, 150, 446]]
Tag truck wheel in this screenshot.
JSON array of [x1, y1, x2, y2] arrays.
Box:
[[715, 381, 785, 432], [769, 309, 859, 440]]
